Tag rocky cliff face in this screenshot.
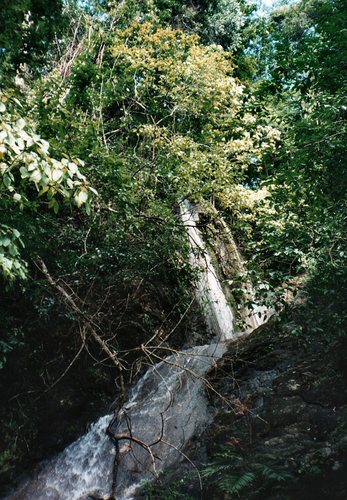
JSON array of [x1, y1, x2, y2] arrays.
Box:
[[147, 317, 347, 499]]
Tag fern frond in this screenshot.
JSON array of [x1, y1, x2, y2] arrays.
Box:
[[220, 471, 256, 495], [201, 463, 232, 477], [254, 463, 293, 481]]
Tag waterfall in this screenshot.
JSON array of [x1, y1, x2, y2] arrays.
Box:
[[7, 201, 250, 500], [179, 199, 236, 342], [9, 416, 116, 499], [179, 200, 270, 336]]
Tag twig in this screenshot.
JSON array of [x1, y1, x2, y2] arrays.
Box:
[[37, 259, 125, 397]]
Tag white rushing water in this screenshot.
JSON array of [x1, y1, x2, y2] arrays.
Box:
[[179, 199, 236, 342], [9, 415, 115, 499], [9, 346, 227, 500], [9, 201, 248, 500]]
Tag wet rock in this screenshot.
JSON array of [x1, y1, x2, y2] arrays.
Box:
[[110, 344, 226, 498], [155, 320, 347, 499]]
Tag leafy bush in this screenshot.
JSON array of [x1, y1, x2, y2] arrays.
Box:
[[0, 92, 95, 280]]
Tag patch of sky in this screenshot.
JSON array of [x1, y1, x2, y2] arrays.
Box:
[[251, 0, 299, 18]]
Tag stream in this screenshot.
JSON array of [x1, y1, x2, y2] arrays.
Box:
[[8, 201, 262, 500]]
